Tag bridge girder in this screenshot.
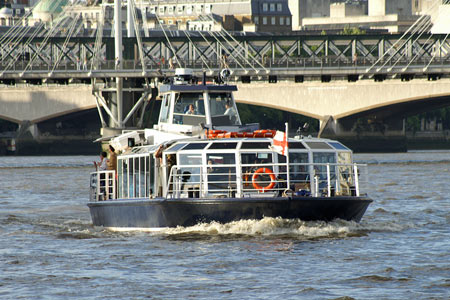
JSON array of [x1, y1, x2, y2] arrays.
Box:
[[1, 33, 449, 78]]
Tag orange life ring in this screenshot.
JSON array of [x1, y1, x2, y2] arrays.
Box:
[[252, 168, 276, 192]]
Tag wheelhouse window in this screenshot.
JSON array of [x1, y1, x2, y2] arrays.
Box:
[[172, 92, 206, 126], [209, 92, 240, 126]]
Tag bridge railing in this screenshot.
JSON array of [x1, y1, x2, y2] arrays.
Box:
[[2, 56, 450, 73]]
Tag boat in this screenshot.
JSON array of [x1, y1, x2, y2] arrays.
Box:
[[88, 68, 372, 229]]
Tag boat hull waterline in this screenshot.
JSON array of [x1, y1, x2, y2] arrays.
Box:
[[88, 196, 372, 228]]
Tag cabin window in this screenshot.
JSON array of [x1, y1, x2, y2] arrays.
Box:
[[288, 152, 309, 183], [313, 152, 336, 180], [306, 141, 334, 150], [183, 143, 209, 150], [277, 152, 309, 189], [177, 153, 202, 186], [209, 93, 240, 126], [167, 143, 187, 151], [289, 142, 306, 149], [118, 155, 152, 199], [241, 142, 271, 149], [336, 152, 353, 195], [172, 92, 206, 126], [329, 142, 349, 150], [208, 142, 238, 150], [241, 152, 273, 191], [207, 153, 236, 194]]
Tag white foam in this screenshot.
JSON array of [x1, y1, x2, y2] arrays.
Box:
[[104, 217, 412, 238]]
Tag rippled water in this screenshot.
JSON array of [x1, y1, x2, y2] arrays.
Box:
[[0, 153, 449, 299]]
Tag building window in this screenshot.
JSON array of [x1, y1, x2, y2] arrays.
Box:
[[286, 17, 290, 26], [205, 4, 212, 14], [150, 7, 156, 14], [254, 16, 259, 25], [168, 6, 173, 14], [196, 5, 203, 13], [271, 16, 276, 25], [262, 3, 268, 12], [270, 3, 275, 12], [177, 6, 183, 13], [187, 6, 193, 14], [277, 3, 282, 12], [262, 17, 267, 25], [159, 7, 165, 14], [168, 20, 173, 25], [279, 16, 284, 25]]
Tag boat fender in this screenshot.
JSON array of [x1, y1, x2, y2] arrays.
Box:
[[252, 168, 276, 192]]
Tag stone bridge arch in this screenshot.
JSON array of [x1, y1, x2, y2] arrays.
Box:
[[235, 79, 450, 135]]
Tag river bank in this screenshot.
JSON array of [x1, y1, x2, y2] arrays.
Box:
[[3, 132, 450, 155]]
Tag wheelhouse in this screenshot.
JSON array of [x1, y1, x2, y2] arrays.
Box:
[[156, 83, 242, 134]]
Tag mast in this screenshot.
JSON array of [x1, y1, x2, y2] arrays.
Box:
[[114, 0, 123, 128], [127, 0, 135, 38]]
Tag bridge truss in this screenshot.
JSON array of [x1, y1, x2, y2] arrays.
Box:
[[1, 33, 450, 79]]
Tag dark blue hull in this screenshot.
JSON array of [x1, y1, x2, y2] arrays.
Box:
[[87, 196, 372, 228]]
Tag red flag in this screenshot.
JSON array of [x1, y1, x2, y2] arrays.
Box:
[[271, 130, 288, 156]]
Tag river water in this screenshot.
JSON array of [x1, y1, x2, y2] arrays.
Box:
[[0, 152, 449, 300]]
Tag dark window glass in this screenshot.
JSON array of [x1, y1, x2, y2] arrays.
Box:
[[329, 142, 349, 150], [167, 143, 187, 151], [288, 142, 306, 149], [208, 142, 238, 150], [241, 142, 271, 149], [306, 141, 333, 150], [183, 143, 209, 150]]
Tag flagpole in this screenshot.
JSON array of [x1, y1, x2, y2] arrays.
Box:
[[285, 122, 290, 191]]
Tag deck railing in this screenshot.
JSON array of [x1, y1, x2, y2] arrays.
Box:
[[166, 162, 367, 199], [89, 170, 116, 202]]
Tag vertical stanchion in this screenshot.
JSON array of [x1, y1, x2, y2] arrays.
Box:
[[353, 164, 360, 197], [326, 164, 331, 197]]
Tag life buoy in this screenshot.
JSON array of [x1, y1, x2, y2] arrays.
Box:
[[252, 168, 276, 192]]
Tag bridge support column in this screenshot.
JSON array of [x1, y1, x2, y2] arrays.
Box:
[[318, 116, 337, 137]]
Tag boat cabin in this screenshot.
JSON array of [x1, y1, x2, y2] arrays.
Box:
[[101, 136, 362, 202]]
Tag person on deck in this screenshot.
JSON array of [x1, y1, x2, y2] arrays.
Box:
[[107, 145, 117, 173], [95, 152, 108, 171], [185, 104, 196, 115]]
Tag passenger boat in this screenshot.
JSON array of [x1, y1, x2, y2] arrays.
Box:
[[88, 69, 372, 229]]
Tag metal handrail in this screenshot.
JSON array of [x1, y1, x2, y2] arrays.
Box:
[[89, 170, 116, 201], [4, 56, 450, 73], [164, 162, 367, 199]]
